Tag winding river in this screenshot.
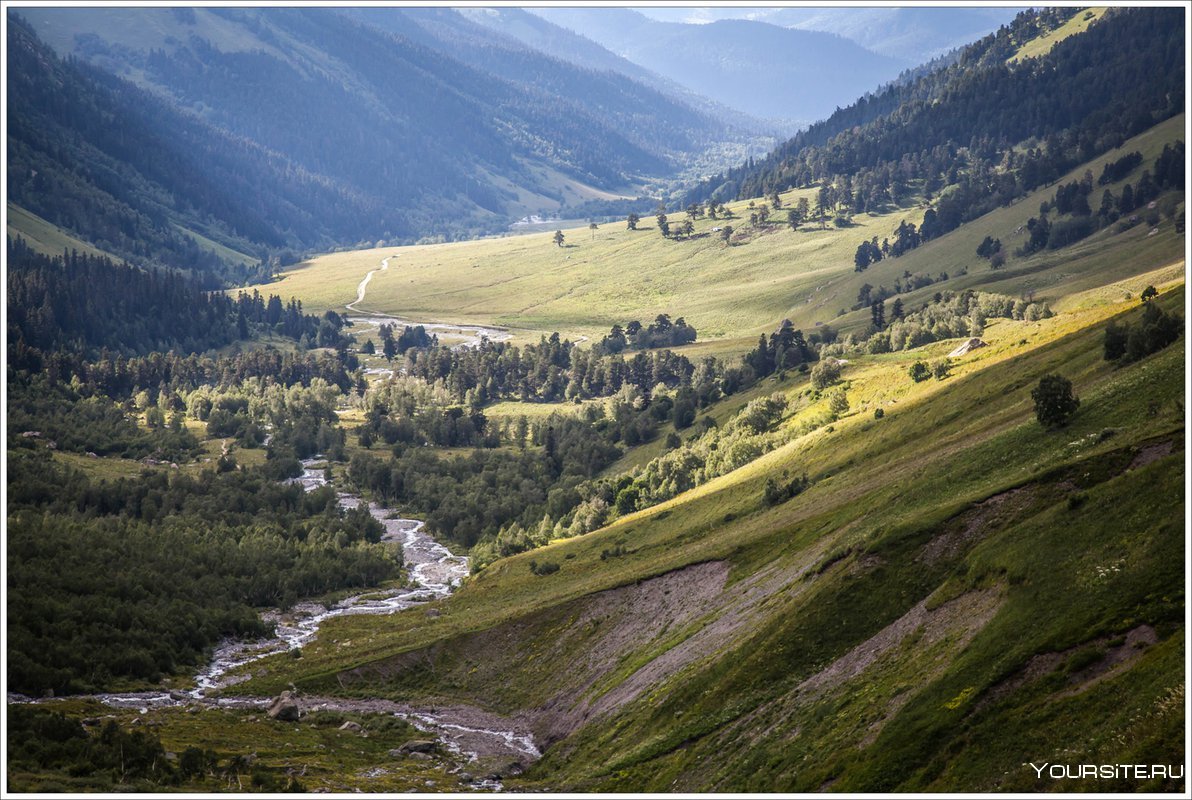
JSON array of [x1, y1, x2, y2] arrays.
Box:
[[8, 458, 540, 778]]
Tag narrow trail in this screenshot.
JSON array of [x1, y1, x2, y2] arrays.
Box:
[[346, 255, 513, 350], [345, 256, 392, 314], [8, 458, 539, 775]]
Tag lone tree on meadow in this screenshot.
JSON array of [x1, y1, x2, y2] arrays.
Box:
[[1031, 374, 1080, 428], [627, 213, 640, 230], [553, 230, 565, 247], [589, 222, 598, 240], [1140, 285, 1158, 303], [720, 225, 733, 246]]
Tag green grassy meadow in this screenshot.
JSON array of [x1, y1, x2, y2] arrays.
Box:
[[243, 116, 1184, 357]]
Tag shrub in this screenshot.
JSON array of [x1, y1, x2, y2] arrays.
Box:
[[1031, 374, 1080, 428], [764, 474, 810, 506], [827, 388, 850, 417], [908, 361, 931, 382], [810, 359, 842, 390]]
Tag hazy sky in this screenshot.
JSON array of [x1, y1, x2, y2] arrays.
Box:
[[633, 8, 780, 25]]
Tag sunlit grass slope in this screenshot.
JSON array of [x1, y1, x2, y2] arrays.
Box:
[[1009, 7, 1109, 63]]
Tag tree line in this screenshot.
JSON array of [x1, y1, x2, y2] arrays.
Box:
[[7, 238, 349, 358]]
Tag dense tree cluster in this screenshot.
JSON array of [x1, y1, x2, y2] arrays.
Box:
[[1103, 297, 1183, 363], [822, 290, 1052, 356], [744, 319, 817, 377], [1018, 145, 1181, 256], [8, 376, 199, 462], [596, 315, 697, 353], [349, 413, 619, 548], [399, 334, 710, 406], [350, 341, 777, 556], [471, 391, 809, 569], [7, 453, 394, 695], [7, 707, 176, 790]]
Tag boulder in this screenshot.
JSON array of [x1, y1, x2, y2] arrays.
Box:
[[948, 337, 987, 358], [267, 690, 301, 721], [398, 739, 437, 755], [338, 721, 363, 732]]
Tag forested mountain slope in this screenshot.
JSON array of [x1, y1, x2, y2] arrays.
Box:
[[688, 7, 1184, 206]]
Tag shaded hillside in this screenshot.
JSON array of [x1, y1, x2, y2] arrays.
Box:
[[11, 7, 734, 279], [7, 15, 291, 283], [340, 7, 730, 159]]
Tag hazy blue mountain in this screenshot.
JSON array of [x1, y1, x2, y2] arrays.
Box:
[[634, 6, 1023, 64], [451, 7, 768, 131], [454, 7, 661, 83], [532, 8, 907, 125], [779, 6, 1024, 62]]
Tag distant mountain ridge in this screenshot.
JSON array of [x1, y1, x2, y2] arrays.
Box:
[[635, 6, 1022, 64], [531, 7, 908, 126]]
